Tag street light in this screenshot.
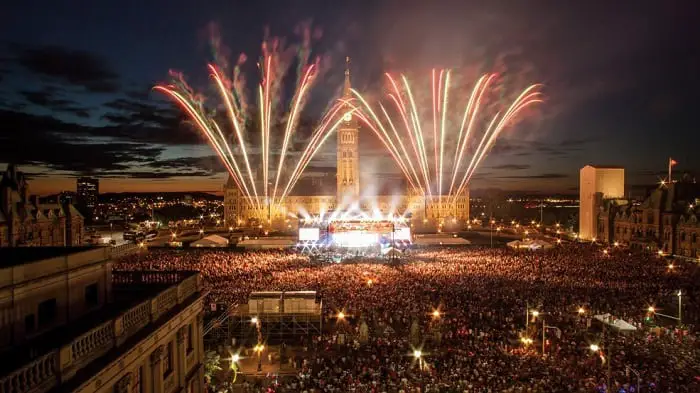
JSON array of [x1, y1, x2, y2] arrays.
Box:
[[231, 354, 240, 363], [589, 344, 600, 352], [432, 309, 440, 319], [251, 316, 259, 325], [337, 311, 345, 320], [578, 307, 586, 315], [413, 349, 423, 370], [531, 310, 540, 318], [254, 344, 264, 372], [678, 290, 683, 325]]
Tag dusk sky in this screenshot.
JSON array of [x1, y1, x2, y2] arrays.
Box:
[[1, 0, 698, 196]]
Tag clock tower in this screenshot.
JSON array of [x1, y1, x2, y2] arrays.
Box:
[[337, 57, 360, 199]]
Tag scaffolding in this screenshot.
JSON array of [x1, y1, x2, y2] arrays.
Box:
[[204, 292, 323, 346]]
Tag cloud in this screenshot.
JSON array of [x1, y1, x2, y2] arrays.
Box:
[[20, 87, 92, 118], [11, 44, 120, 92], [495, 173, 569, 180], [558, 137, 598, 147], [0, 110, 162, 173], [155, 156, 226, 173], [488, 164, 530, 170], [96, 96, 209, 146]]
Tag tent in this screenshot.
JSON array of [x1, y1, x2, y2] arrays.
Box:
[[191, 234, 229, 248], [381, 247, 403, 258], [507, 239, 553, 250], [594, 313, 638, 332]]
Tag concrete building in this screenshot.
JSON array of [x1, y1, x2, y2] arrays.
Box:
[[0, 165, 84, 247], [223, 60, 470, 231], [0, 246, 206, 393], [578, 165, 625, 240]]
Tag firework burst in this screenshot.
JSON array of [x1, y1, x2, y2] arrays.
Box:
[[154, 28, 351, 215], [351, 70, 543, 204]]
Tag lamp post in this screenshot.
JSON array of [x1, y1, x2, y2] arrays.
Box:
[[678, 289, 683, 325], [413, 349, 423, 371], [490, 219, 496, 248], [255, 344, 264, 372]]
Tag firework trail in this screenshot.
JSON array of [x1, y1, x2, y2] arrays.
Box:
[[351, 70, 542, 204], [154, 27, 349, 216]]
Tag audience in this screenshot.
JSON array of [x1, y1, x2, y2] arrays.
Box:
[[116, 244, 700, 392]]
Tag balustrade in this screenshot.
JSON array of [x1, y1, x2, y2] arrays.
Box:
[[71, 321, 114, 369], [120, 300, 151, 340], [0, 351, 57, 393], [2, 272, 201, 393]]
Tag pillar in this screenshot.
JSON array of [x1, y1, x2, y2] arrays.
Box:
[[176, 327, 187, 389], [150, 345, 165, 393]]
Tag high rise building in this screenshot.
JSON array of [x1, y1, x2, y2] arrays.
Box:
[[77, 177, 99, 218], [579, 165, 625, 240], [0, 246, 206, 392]]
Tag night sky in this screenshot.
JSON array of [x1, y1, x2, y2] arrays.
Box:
[[1, 0, 698, 196]]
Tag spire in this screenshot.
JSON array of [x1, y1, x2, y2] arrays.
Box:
[[343, 56, 351, 98]]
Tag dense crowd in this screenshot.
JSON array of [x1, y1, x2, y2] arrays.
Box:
[[116, 245, 700, 392]]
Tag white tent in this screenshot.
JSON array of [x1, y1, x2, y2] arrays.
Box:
[[381, 247, 403, 258], [191, 234, 229, 247], [507, 239, 553, 250], [594, 313, 638, 332]]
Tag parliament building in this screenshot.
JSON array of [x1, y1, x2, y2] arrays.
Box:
[[224, 64, 470, 231]]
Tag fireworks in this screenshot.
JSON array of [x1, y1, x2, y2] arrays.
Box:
[[351, 70, 543, 204], [154, 31, 350, 214]]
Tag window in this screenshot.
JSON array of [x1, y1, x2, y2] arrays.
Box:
[[85, 283, 99, 308], [25, 314, 36, 333], [186, 324, 194, 353], [37, 298, 57, 328], [163, 342, 173, 377]]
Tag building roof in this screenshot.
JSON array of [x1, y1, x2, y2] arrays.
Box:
[[582, 165, 625, 170], [0, 246, 97, 268]]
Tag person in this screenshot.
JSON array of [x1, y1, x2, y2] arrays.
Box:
[[116, 244, 700, 392]]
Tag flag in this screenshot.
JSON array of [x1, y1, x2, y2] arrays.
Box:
[[670, 158, 678, 166]]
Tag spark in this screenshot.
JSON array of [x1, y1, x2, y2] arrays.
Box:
[[155, 31, 347, 218], [351, 71, 542, 203]]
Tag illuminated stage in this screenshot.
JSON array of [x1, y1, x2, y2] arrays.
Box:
[[296, 215, 411, 255]]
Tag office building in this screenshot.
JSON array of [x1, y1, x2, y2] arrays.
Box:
[[77, 177, 99, 219]]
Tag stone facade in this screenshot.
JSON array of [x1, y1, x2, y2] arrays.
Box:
[[0, 247, 205, 393], [596, 180, 700, 258], [0, 164, 84, 247]]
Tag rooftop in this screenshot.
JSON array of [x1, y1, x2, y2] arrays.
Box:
[[0, 246, 98, 268], [0, 270, 203, 392]]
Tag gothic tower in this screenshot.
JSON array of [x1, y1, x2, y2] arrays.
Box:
[[337, 57, 360, 199]]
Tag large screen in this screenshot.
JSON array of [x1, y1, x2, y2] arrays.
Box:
[[393, 227, 412, 241], [332, 231, 379, 247], [298, 227, 320, 241]]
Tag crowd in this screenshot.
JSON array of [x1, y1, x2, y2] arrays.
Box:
[[116, 244, 700, 392]]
